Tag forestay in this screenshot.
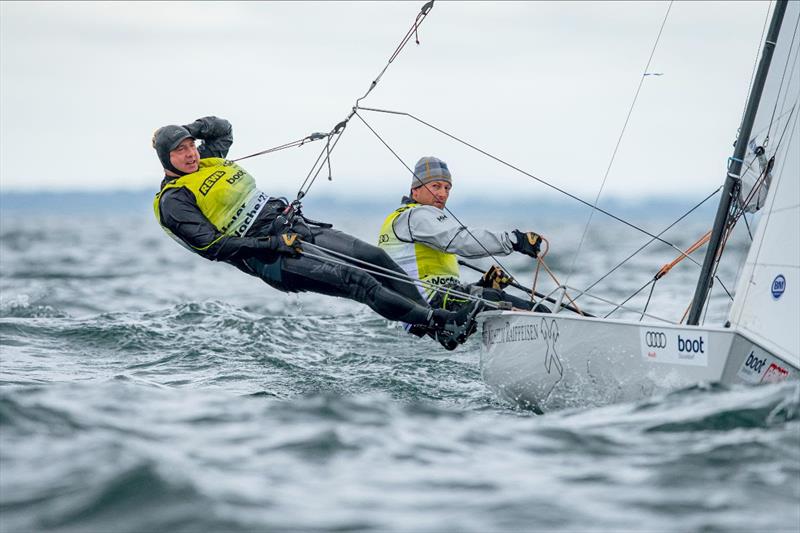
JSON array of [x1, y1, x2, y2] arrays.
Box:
[[728, 1, 800, 369]]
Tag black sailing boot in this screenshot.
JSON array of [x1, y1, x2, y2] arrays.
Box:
[[426, 300, 485, 350]]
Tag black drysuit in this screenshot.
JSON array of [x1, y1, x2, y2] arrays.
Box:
[[155, 117, 435, 326]]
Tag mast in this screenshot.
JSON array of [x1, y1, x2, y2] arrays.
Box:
[[687, 0, 789, 326]]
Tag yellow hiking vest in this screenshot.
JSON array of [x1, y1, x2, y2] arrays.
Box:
[[378, 203, 459, 300], [153, 158, 269, 250]]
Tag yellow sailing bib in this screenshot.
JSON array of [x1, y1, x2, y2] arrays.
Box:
[[153, 158, 269, 249], [378, 203, 459, 300]]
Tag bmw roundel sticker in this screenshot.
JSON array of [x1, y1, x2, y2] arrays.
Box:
[[771, 274, 786, 300]]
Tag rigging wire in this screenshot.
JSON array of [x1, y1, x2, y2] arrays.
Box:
[[640, 281, 659, 321], [345, 110, 590, 315], [733, 11, 798, 253], [704, 102, 800, 322], [295, 1, 436, 202], [574, 185, 722, 302], [564, 0, 674, 289], [765, 9, 800, 143], [776, 15, 800, 128], [604, 278, 656, 319], [354, 1, 435, 109], [299, 241, 504, 309], [353, 110, 517, 279], [232, 132, 329, 163], [295, 120, 348, 201], [355, 105, 746, 316], [700, 97, 798, 323], [736, 1, 774, 136], [229, 2, 437, 203], [356, 106, 705, 267]]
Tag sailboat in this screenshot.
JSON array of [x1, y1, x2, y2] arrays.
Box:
[[478, 0, 800, 412]]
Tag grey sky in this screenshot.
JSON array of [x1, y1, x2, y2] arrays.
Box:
[[0, 1, 773, 200]]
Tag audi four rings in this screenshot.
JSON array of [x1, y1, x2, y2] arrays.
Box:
[[645, 331, 667, 348]]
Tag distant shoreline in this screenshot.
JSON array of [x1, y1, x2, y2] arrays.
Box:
[[0, 189, 717, 220]]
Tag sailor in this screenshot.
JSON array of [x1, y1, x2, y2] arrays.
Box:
[[153, 116, 471, 338], [377, 156, 548, 348]]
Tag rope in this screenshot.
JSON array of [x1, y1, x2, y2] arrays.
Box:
[[565, 0, 673, 288], [575, 185, 722, 302], [560, 282, 673, 324], [356, 105, 744, 318], [299, 241, 503, 309], [640, 280, 658, 322], [295, 1, 437, 202], [354, 1, 434, 109], [654, 231, 712, 281], [295, 120, 348, 201], [353, 110, 517, 278], [232, 132, 328, 162], [356, 106, 705, 267], [227, 1, 436, 204], [604, 278, 656, 319]]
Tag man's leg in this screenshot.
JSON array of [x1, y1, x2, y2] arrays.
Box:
[[307, 227, 429, 307], [276, 252, 437, 326]]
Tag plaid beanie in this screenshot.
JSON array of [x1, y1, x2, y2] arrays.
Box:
[[412, 156, 452, 189]]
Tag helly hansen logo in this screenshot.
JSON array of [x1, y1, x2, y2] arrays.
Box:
[[199, 171, 225, 196], [436, 214, 447, 222]]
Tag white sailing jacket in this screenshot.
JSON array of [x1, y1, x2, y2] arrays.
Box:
[[391, 199, 516, 259]]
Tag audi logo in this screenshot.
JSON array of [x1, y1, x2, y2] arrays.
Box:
[[645, 331, 667, 349]]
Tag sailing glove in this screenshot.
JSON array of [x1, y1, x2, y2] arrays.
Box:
[[182, 116, 232, 140], [478, 265, 512, 290], [512, 230, 542, 258], [257, 233, 303, 257]]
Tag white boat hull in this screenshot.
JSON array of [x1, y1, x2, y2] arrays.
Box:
[[478, 310, 798, 412]]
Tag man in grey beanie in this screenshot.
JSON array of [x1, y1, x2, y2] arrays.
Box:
[[377, 156, 548, 349]]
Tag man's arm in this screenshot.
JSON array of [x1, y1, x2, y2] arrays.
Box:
[[159, 187, 279, 262], [393, 206, 515, 258], [183, 116, 233, 159]]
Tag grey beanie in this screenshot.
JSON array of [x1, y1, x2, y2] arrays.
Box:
[[152, 125, 194, 175], [412, 156, 452, 189]]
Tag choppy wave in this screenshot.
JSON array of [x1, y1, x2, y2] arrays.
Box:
[[1, 379, 798, 532], [1, 213, 798, 532]]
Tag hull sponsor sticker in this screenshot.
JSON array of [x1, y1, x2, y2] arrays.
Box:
[[482, 318, 563, 377], [736, 345, 790, 384], [640, 328, 709, 367]]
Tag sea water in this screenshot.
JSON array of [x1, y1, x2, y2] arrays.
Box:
[[1, 196, 798, 532]]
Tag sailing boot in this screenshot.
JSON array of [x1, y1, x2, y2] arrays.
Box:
[[427, 300, 485, 350]]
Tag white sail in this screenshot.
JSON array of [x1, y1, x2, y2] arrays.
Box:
[[728, 2, 800, 368]]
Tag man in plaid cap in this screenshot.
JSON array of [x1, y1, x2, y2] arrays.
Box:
[[377, 156, 548, 349]]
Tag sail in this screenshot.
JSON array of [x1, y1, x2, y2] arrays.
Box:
[[728, 1, 800, 368]]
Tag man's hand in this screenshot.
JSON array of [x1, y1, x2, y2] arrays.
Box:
[[478, 265, 512, 290], [512, 230, 542, 258], [258, 233, 303, 257]]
